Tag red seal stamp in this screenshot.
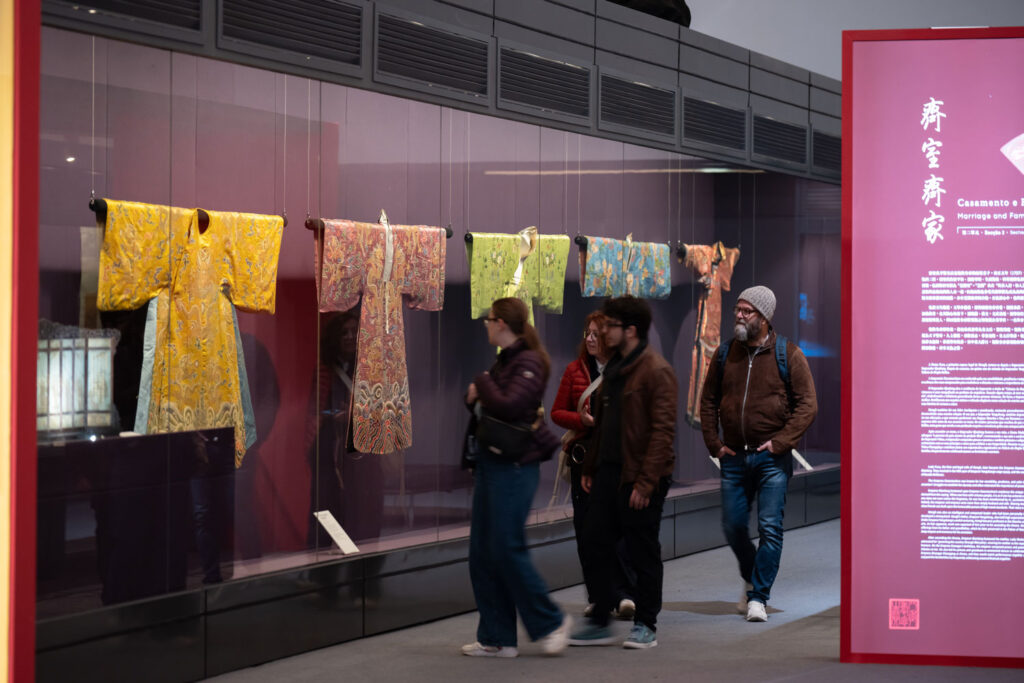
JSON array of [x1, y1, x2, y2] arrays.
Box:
[[888, 598, 920, 630]]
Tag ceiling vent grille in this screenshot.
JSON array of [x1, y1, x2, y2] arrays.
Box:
[[47, 0, 201, 30], [600, 74, 676, 138], [812, 131, 841, 172], [682, 97, 746, 151], [222, 0, 361, 66], [753, 115, 807, 164], [499, 47, 590, 119], [376, 13, 489, 99]]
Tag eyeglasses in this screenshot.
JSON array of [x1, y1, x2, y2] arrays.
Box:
[[583, 329, 600, 340], [733, 306, 758, 318], [484, 316, 499, 323]]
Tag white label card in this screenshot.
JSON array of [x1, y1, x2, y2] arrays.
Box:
[[313, 511, 360, 554]]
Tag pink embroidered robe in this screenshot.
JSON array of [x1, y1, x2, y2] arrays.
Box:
[[316, 218, 446, 454]]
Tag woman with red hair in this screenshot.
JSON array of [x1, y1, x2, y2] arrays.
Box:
[[551, 310, 636, 620]]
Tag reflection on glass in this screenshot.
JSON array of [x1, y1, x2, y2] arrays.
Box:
[[309, 308, 385, 549], [36, 320, 119, 435]]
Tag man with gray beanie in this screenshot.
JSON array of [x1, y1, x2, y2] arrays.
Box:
[[699, 285, 817, 622]]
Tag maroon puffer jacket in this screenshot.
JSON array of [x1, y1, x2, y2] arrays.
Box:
[[475, 340, 559, 463]]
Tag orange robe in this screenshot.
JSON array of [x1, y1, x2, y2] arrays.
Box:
[[682, 241, 740, 427]]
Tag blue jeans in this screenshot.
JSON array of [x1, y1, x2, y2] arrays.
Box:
[[720, 449, 790, 605], [469, 457, 563, 647]]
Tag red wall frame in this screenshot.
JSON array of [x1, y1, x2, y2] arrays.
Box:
[[10, 0, 39, 681], [841, 25, 1024, 668]]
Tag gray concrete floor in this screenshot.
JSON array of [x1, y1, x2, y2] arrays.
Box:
[[208, 519, 1021, 682]]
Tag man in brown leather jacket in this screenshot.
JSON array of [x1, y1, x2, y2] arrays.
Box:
[[569, 296, 677, 650], [700, 285, 817, 623]]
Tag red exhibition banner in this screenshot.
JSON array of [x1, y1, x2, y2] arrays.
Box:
[[843, 27, 1024, 667]]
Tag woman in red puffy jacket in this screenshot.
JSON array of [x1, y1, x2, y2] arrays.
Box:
[[551, 311, 636, 620]]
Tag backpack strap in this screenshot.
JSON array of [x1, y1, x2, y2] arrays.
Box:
[[774, 334, 795, 412], [718, 334, 794, 412], [716, 338, 734, 398]]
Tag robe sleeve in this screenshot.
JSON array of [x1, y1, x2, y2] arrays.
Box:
[[534, 234, 570, 314], [319, 219, 367, 313], [395, 225, 447, 312], [213, 210, 285, 314], [716, 245, 741, 291], [97, 199, 187, 311], [682, 242, 712, 278], [627, 241, 671, 300], [466, 232, 519, 318], [580, 236, 625, 298]]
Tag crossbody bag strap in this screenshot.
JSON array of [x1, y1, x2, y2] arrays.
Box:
[[576, 374, 603, 414]]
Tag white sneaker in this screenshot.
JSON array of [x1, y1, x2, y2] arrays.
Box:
[[613, 598, 636, 620], [539, 615, 572, 655], [461, 641, 519, 658], [583, 603, 596, 618], [746, 600, 768, 622], [737, 582, 754, 614]]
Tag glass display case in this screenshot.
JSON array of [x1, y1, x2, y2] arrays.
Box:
[[37, 26, 840, 620]]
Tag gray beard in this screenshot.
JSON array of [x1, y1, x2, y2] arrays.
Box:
[[734, 318, 761, 342]]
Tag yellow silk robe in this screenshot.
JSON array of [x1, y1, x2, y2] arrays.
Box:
[[98, 199, 284, 465]]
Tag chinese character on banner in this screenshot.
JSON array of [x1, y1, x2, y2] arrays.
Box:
[[922, 210, 944, 243], [919, 97, 947, 244], [920, 97, 946, 132], [921, 137, 942, 168], [922, 174, 945, 207]]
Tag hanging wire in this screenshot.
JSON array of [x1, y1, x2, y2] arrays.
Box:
[[306, 78, 311, 219], [621, 143, 626, 238], [690, 163, 695, 246], [562, 131, 568, 233], [576, 133, 582, 236], [90, 36, 96, 199], [689, 158, 696, 313], [168, 53, 175, 283], [736, 174, 742, 251], [104, 41, 111, 202], [168, 50, 172, 214], [464, 112, 471, 233], [751, 173, 757, 281], [671, 153, 679, 244], [536, 125, 541, 233], [405, 100, 410, 225], [282, 75, 288, 223], [448, 108, 453, 228], [666, 151, 672, 245], [193, 57, 199, 206], [317, 82, 322, 222]]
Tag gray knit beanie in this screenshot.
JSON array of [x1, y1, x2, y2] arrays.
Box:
[[737, 286, 776, 322]]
